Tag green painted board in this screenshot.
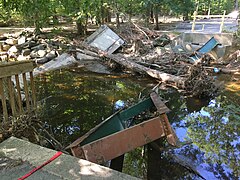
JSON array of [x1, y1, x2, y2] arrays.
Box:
[[80, 97, 155, 146]]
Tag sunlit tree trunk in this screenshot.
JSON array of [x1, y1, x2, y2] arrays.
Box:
[[116, 12, 120, 28], [154, 5, 159, 30], [234, 0, 238, 10]]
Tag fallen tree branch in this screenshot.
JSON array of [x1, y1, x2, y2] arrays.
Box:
[[131, 22, 150, 40], [106, 54, 186, 88]]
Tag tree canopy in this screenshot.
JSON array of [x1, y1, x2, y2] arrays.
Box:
[[0, 0, 238, 33]]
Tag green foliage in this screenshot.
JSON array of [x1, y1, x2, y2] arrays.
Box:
[[196, 0, 237, 14], [1, 0, 55, 33], [0, 0, 238, 33], [123, 147, 147, 179]]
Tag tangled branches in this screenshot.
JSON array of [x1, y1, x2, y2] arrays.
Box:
[[185, 65, 220, 97]]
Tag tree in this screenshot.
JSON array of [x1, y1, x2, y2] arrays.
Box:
[[1, 0, 54, 34], [234, 0, 238, 10]]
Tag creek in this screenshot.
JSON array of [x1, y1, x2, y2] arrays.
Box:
[[35, 67, 239, 179]]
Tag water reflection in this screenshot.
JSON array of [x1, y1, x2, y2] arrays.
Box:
[[35, 69, 240, 179], [185, 96, 240, 179], [36, 69, 157, 145]]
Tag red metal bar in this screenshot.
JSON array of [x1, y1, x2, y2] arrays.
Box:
[[18, 151, 62, 180]]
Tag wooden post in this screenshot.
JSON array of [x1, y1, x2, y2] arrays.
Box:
[[7, 77, 17, 117], [15, 74, 23, 114], [207, 7, 211, 19], [30, 71, 37, 111], [220, 10, 226, 33], [192, 11, 197, 32], [22, 73, 31, 113], [0, 78, 8, 122]]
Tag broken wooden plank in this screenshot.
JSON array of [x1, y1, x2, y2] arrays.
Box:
[[33, 53, 78, 76], [150, 92, 170, 114], [78, 117, 166, 164]]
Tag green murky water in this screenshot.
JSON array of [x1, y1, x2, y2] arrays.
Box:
[[35, 68, 240, 179]]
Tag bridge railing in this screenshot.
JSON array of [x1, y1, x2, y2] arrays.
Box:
[[191, 10, 237, 33], [0, 60, 36, 123]]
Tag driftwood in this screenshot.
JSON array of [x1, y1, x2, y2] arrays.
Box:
[[106, 54, 186, 88], [33, 53, 78, 76], [204, 66, 240, 74]]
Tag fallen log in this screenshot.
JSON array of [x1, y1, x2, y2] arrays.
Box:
[[106, 54, 186, 88]]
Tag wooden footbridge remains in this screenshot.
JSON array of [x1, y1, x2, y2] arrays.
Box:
[[0, 60, 36, 122]]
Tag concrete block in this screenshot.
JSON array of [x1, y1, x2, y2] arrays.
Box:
[[182, 32, 233, 46], [0, 137, 139, 180]]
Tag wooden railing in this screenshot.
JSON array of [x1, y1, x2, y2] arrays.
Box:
[[0, 60, 36, 122], [191, 10, 236, 33]]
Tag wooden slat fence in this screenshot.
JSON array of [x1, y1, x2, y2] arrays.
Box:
[[0, 60, 36, 123]]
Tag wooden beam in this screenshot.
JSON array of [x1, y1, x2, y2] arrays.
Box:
[[0, 60, 34, 78], [78, 117, 166, 164]]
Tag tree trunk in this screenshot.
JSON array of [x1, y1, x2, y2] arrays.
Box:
[[128, 3, 132, 22], [235, 0, 239, 10], [100, 0, 105, 24], [154, 5, 159, 30], [34, 21, 42, 35], [107, 8, 111, 22], [150, 5, 154, 23], [76, 21, 85, 35], [116, 12, 120, 28], [106, 54, 186, 88], [183, 11, 189, 21]]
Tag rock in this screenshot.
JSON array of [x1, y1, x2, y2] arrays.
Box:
[[18, 36, 26, 45], [0, 36, 7, 41], [35, 57, 49, 64], [30, 50, 38, 58], [0, 55, 8, 61], [2, 44, 11, 51], [30, 49, 46, 58], [8, 46, 18, 54], [31, 44, 46, 50], [5, 38, 18, 45], [37, 50, 47, 57], [22, 48, 31, 56], [46, 50, 57, 60], [153, 34, 171, 47], [17, 55, 29, 61], [28, 41, 38, 48]]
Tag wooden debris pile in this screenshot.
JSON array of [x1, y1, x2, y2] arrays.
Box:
[[1, 24, 239, 98], [0, 114, 64, 151]]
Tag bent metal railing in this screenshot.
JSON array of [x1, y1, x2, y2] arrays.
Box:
[[0, 60, 36, 123]]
